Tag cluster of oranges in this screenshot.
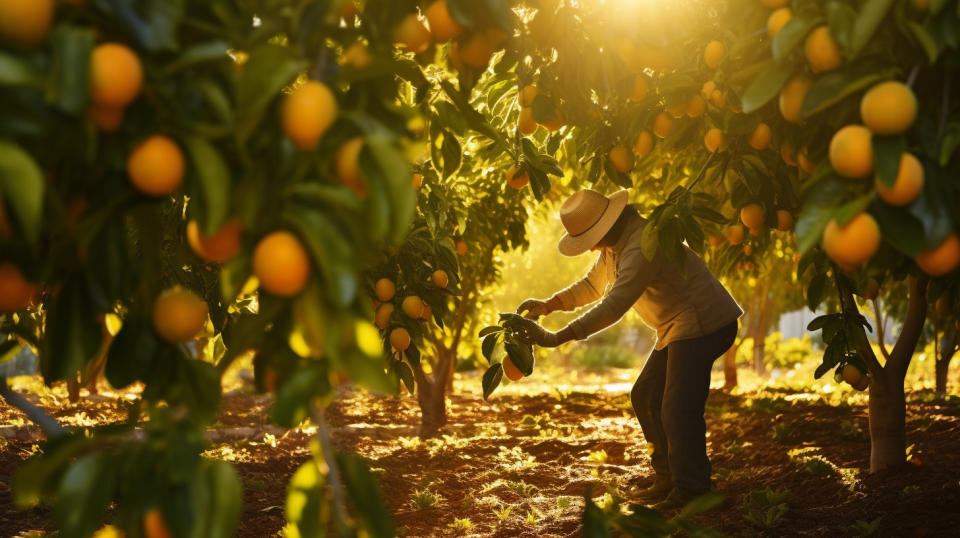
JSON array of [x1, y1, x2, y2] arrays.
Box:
[[373, 269, 450, 354], [711, 204, 794, 259]]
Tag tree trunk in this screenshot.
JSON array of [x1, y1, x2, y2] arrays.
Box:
[[723, 343, 738, 391], [416, 378, 447, 438], [936, 326, 958, 396], [868, 372, 907, 473]]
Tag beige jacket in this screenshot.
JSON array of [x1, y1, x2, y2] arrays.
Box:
[[552, 212, 742, 350]]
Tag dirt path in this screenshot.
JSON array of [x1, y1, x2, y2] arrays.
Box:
[[2, 379, 959, 537]]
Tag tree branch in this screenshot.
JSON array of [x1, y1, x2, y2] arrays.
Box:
[[888, 275, 929, 380], [0, 378, 66, 439], [872, 297, 891, 361], [832, 266, 884, 375], [310, 403, 350, 533]]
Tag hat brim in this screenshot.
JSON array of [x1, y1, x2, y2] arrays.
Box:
[[557, 190, 629, 257]]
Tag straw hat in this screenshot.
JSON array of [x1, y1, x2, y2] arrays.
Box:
[[557, 189, 629, 256]]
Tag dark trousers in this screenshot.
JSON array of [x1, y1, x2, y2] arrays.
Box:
[[630, 321, 737, 492]]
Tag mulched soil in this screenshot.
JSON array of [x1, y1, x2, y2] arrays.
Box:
[[2, 377, 959, 537]]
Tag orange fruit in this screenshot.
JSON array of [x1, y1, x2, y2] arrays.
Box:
[[822, 213, 881, 270], [506, 165, 529, 189], [127, 136, 184, 196], [374, 278, 396, 302], [779, 75, 812, 123], [390, 327, 411, 351], [686, 95, 706, 118], [341, 43, 372, 68], [740, 203, 765, 231], [704, 40, 725, 69], [460, 32, 495, 68], [805, 26, 843, 73], [252, 231, 311, 297], [829, 125, 874, 179], [634, 130, 654, 157], [152, 286, 209, 343], [743, 244, 753, 256], [707, 234, 725, 249], [842, 364, 865, 387], [609, 145, 634, 173], [90, 43, 143, 108], [401, 296, 425, 318], [540, 108, 565, 131], [456, 240, 467, 255], [916, 232, 960, 276], [519, 85, 539, 107], [394, 14, 431, 53], [710, 89, 726, 108], [412, 173, 423, 188], [0, 263, 35, 312], [144, 509, 172, 538], [503, 356, 524, 381], [338, 0, 359, 18], [876, 153, 924, 207], [701, 80, 717, 97], [88, 105, 125, 132], [0, 0, 54, 47], [186, 218, 243, 263], [667, 101, 687, 118], [797, 147, 816, 173], [432, 269, 449, 288], [727, 224, 745, 245], [748, 123, 771, 150], [335, 137, 368, 197], [704, 128, 723, 152], [630, 75, 649, 102], [767, 8, 792, 38], [425, 0, 463, 42], [420, 304, 433, 321], [781, 141, 797, 166], [652, 112, 673, 138], [518, 107, 537, 135], [776, 210, 794, 232], [282, 81, 338, 150], [860, 81, 917, 136], [375, 303, 394, 330]]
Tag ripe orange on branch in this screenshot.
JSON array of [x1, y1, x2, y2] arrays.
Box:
[[252, 231, 311, 297], [503, 356, 524, 381], [776, 210, 794, 232], [518, 107, 537, 135], [726, 224, 745, 245], [767, 8, 791, 38], [390, 327, 411, 351], [152, 286, 209, 343], [374, 278, 396, 302], [829, 125, 874, 179], [402, 296, 425, 319], [916, 232, 960, 276], [186, 218, 243, 263], [630, 76, 649, 102], [335, 137, 368, 197], [127, 136, 185, 196], [506, 165, 529, 189], [797, 147, 816, 174], [90, 43, 143, 109], [779, 75, 812, 123], [608, 145, 634, 173], [282, 81, 337, 150], [860, 81, 917, 135], [652, 112, 673, 138], [704, 40, 725, 69], [459, 31, 496, 68], [425, 0, 463, 42], [634, 131, 654, 157], [0, 0, 54, 48], [704, 128, 723, 153], [519, 85, 539, 107], [822, 213, 881, 270], [740, 204, 765, 231], [876, 153, 924, 207], [748, 123, 771, 150], [375, 303, 394, 329], [394, 14, 431, 53], [432, 269, 449, 288], [804, 26, 843, 73], [686, 95, 706, 118], [143, 509, 172, 538]]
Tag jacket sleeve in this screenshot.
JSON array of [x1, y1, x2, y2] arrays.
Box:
[[567, 245, 658, 340], [550, 252, 609, 311]]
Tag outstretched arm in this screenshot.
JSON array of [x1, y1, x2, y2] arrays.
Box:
[[517, 252, 610, 319]]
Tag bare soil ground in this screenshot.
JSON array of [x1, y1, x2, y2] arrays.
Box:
[[2, 373, 959, 537]]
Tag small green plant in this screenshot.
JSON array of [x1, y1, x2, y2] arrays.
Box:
[[557, 496, 571, 509], [585, 449, 609, 465], [741, 489, 789, 529], [902, 484, 920, 495], [505, 480, 538, 497], [802, 456, 837, 477], [526, 508, 543, 525], [410, 489, 443, 510], [844, 517, 882, 537], [770, 423, 795, 444], [722, 439, 744, 455], [447, 518, 472, 532], [493, 505, 512, 521], [838, 419, 865, 440]]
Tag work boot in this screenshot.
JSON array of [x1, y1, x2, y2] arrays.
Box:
[[635, 475, 673, 501], [651, 487, 715, 512]]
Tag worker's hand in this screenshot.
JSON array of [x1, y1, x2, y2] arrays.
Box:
[[511, 317, 560, 348], [516, 298, 552, 319]]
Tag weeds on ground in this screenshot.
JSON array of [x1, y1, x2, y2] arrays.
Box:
[[492, 505, 512, 521], [843, 517, 882, 536], [770, 423, 794, 443], [741, 489, 788, 529], [410, 489, 443, 510]]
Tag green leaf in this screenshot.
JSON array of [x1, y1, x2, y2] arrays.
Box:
[[481, 333, 498, 361], [336, 453, 395, 538], [272, 365, 325, 428], [283, 208, 357, 308], [339, 350, 394, 395], [741, 62, 794, 114], [0, 139, 45, 244], [581, 493, 613, 538], [440, 132, 462, 178], [237, 44, 306, 123], [478, 326, 503, 338], [870, 200, 926, 257], [482, 363, 503, 400], [873, 135, 905, 188], [164, 40, 230, 74], [833, 192, 875, 226], [184, 135, 231, 234], [905, 21, 940, 63], [849, 0, 895, 59], [40, 277, 102, 382], [364, 134, 417, 245], [772, 14, 820, 62], [46, 26, 95, 115], [105, 315, 160, 388], [678, 492, 726, 518], [0, 52, 41, 86], [504, 342, 534, 375], [800, 67, 897, 118], [826, 1, 857, 54], [806, 273, 827, 311], [286, 460, 326, 537], [190, 460, 242, 538], [55, 453, 117, 538], [796, 176, 847, 254]]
